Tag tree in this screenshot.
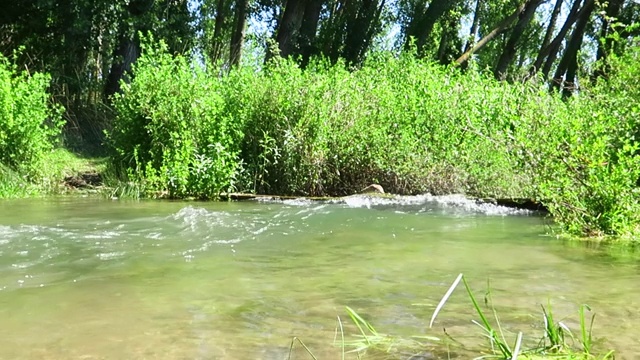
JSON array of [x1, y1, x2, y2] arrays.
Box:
[[403, 0, 457, 57], [494, 0, 545, 80], [105, 0, 155, 98], [456, 1, 529, 66], [551, 0, 595, 96], [593, 0, 625, 79], [230, 0, 249, 66], [273, 0, 306, 59]]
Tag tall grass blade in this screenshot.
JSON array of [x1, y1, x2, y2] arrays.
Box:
[[511, 332, 523, 360], [485, 279, 509, 348], [287, 336, 319, 360], [337, 315, 346, 360], [430, 273, 463, 328], [462, 277, 512, 358], [345, 306, 378, 345], [579, 304, 594, 354], [541, 302, 564, 350]]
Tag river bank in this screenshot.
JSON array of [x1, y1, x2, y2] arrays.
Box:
[[2, 44, 640, 240]]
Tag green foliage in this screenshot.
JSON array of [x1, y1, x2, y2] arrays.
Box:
[[223, 53, 547, 197], [109, 39, 242, 199], [0, 54, 64, 180], [110, 39, 640, 239], [428, 274, 614, 359], [532, 46, 640, 238]]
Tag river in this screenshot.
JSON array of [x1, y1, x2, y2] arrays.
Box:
[[0, 195, 638, 359]]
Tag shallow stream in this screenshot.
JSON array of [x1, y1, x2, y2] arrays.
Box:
[[0, 195, 638, 359]]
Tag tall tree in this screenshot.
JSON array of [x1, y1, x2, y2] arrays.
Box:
[[299, 0, 323, 66], [230, 0, 249, 66], [403, 0, 457, 56], [529, 0, 583, 79], [494, 0, 544, 80], [463, 0, 484, 54], [593, 0, 625, 79], [456, 1, 529, 66], [436, 7, 464, 65], [105, 0, 155, 98], [341, 0, 386, 66], [551, 0, 595, 96], [273, 0, 306, 59]]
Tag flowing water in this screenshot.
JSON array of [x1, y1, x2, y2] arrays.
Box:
[[0, 195, 639, 359]]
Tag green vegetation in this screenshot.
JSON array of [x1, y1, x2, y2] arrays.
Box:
[[289, 275, 615, 359], [2, 0, 640, 240], [0, 54, 68, 198], [102, 39, 640, 239], [2, 35, 640, 240]]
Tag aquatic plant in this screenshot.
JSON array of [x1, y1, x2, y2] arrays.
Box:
[[315, 274, 616, 360]]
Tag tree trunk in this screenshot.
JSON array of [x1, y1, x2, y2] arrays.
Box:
[[342, 0, 386, 66], [535, 0, 583, 79], [494, 0, 544, 80], [105, 36, 141, 98], [405, 0, 456, 57], [273, 0, 306, 59], [539, 0, 563, 57], [299, 0, 323, 67], [437, 12, 461, 65], [552, 0, 595, 96], [456, 1, 528, 66], [229, 0, 248, 67], [104, 0, 154, 99], [463, 0, 483, 54], [209, 0, 230, 64]]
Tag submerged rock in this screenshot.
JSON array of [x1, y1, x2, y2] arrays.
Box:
[[359, 184, 385, 194]]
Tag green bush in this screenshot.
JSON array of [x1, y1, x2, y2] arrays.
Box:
[[0, 54, 64, 179], [109, 40, 640, 239], [532, 46, 640, 238], [109, 40, 243, 199]]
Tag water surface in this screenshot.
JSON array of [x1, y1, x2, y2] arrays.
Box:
[[0, 195, 638, 359]]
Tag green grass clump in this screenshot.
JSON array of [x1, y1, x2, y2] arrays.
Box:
[[287, 275, 614, 360]]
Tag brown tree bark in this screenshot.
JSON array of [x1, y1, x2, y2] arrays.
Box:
[[209, 0, 231, 64], [463, 0, 483, 54], [593, 0, 624, 79], [104, 0, 154, 99], [539, 0, 563, 56], [105, 37, 141, 98], [342, 0, 386, 66], [299, 0, 323, 67], [535, 0, 584, 79], [274, 0, 306, 59]]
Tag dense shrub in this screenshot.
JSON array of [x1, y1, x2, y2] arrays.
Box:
[[109, 40, 640, 239], [0, 54, 64, 178], [532, 46, 640, 238], [109, 41, 243, 199]]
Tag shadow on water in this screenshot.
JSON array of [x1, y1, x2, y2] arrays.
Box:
[[0, 195, 637, 359]]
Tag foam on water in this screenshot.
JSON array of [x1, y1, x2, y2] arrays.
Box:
[[256, 193, 534, 215]]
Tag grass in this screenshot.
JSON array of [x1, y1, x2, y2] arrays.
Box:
[[0, 148, 108, 198], [289, 274, 616, 360]]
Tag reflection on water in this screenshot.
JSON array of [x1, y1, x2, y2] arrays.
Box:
[[0, 196, 638, 359]]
